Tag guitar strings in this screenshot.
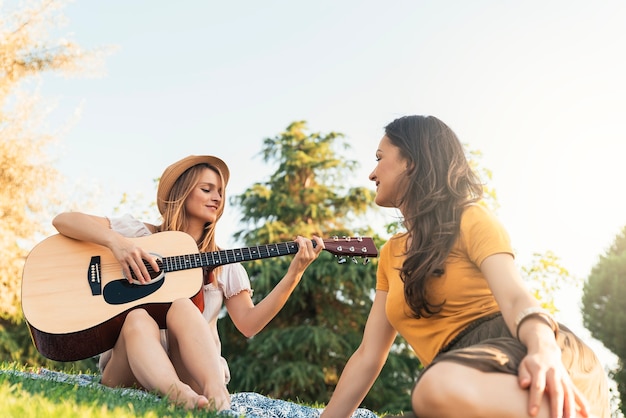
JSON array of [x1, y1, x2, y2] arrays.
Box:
[[94, 238, 375, 280], [98, 260, 161, 280]]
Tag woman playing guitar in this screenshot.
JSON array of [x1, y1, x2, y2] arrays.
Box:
[[52, 155, 324, 412]]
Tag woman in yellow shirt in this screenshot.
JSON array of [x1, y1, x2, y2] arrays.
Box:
[[321, 116, 609, 418]]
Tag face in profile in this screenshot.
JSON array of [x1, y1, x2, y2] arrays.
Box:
[[369, 135, 410, 209]]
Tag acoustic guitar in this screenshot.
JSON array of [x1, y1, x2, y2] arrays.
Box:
[[21, 231, 378, 361]]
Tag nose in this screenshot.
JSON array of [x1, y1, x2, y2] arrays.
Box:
[[368, 169, 376, 182]]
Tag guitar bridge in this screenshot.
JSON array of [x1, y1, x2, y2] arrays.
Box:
[[88, 256, 102, 295]]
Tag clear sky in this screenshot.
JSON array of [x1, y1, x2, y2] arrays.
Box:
[[37, 1, 626, 370]]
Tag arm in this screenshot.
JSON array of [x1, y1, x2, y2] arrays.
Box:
[[321, 291, 397, 418], [52, 212, 159, 283], [224, 235, 324, 337], [481, 253, 589, 418]]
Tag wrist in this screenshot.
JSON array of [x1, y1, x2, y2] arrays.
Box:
[[514, 307, 559, 340]]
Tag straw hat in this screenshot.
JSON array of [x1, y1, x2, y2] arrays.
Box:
[[157, 155, 230, 215]]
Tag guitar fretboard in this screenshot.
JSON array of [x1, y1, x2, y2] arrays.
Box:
[[163, 242, 299, 272]]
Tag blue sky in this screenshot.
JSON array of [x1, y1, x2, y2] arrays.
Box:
[[35, 0, 626, 366]]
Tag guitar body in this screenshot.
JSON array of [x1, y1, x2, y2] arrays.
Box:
[[21, 231, 204, 362]]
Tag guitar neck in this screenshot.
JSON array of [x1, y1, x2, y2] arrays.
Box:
[[162, 241, 302, 272]]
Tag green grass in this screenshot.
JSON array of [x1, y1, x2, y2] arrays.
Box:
[[0, 362, 388, 417], [0, 362, 227, 417]]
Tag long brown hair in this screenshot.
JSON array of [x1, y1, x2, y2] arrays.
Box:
[[158, 163, 226, 254], [385, 116, 483, 318]]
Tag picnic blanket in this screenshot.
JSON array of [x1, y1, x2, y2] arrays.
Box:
[[0, 368, 378, 418]]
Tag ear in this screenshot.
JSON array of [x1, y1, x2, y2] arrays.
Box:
[[405, 159, 415, 175]]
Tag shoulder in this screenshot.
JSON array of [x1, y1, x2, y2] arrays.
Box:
[[216, 263, 252, 298], [458, 203, 514, 262], [460, 203, 506, 232], [219, 263, 248, 277], [380, 233, 408, 258], [461, 203, 495, 221], [108, 213, 152, 237]]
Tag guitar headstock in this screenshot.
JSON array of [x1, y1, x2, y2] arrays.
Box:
[[322, 236, 378, 265]]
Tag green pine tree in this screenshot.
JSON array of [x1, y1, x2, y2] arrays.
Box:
[[582, 226, 626, 415], [219, 121, 416, 414]]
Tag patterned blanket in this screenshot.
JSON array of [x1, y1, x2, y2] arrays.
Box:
[[0, 368, 378, 418]]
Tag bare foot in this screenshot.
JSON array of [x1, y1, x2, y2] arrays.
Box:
[[205, 396, 231, 412], [203, 383, 231, 411], [194, 395, 210, 409], [165, 384, 210, 410]]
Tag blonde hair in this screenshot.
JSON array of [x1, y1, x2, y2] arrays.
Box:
[[158, 163, 227, 255]]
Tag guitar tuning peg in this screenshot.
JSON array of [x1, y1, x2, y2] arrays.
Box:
[[363, 258, 370, 265], [337, 257, 347, 264], [352, 257, 358, 264]]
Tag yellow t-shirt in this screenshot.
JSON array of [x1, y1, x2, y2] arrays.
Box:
[[376, 204, 514, 366]]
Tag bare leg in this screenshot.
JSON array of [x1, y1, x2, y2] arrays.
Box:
[[101, 308, 209, 410], [412, 361, 585, 418], [166, 298, 231, 411]]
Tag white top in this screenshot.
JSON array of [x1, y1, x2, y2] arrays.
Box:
[[99, 214, 252, 384]]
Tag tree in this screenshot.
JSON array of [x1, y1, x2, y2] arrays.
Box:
[[521, 250, 577, 314], [0, 0, 104, 371], [467, 147, 499, 213], [582, 226, 626, 415], [219, 121, 416, 413]]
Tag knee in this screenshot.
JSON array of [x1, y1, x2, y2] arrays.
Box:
[[412, 364, 477, 418], [122, 308, 158, 336], [412, 369, 449, 415], [166, 298, 200, 327]]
